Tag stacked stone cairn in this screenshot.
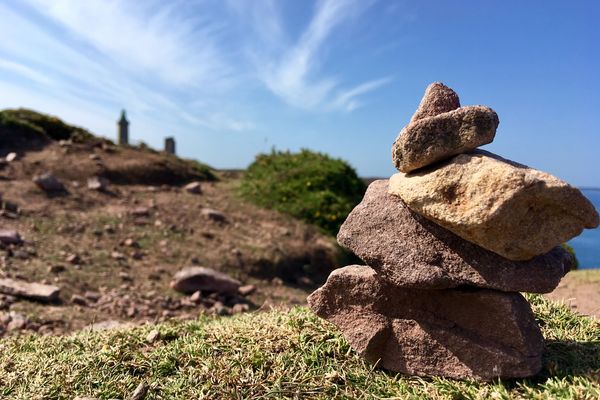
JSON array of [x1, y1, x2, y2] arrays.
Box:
[[308, 82, 600, 381]]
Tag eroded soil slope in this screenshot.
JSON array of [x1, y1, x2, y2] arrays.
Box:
[[0, 137, 341, 336]]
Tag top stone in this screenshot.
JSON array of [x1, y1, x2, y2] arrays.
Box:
[[410, 82, 461, 123], [392, 82, 498, 173]]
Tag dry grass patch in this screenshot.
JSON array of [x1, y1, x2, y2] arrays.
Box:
[[0, 295, 598, 399]]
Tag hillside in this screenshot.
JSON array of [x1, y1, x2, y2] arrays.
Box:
[[0, 109, 343, 336], [0, 296, 598, 399], [1, 109, 599, 399]]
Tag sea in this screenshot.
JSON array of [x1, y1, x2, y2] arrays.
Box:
[[568, 189, 600, 269]]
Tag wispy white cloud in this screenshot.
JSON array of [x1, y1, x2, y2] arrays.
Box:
[[330, 77, 392, 112], [0, 59, 52, 85], [241, 0, 390, 112], [23, 0, 233, 89], [0, 0, 389, 156], [0, 0, 254, 135]]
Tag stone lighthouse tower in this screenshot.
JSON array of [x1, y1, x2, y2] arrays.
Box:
[[117, 110, 129, 145]]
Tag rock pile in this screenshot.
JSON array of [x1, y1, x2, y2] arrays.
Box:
[[308, 82, 600, 381]]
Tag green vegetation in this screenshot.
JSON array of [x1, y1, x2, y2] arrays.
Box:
[[561, 243, 579, 270], [0, 296, 597, 399], [239, 149, 366, 235], [0, 108, 95, 143]]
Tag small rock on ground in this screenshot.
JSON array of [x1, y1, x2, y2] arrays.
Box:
[[184, 181, 202, 194], [131, 382, 149, 400], [170, 266, 240, 295], [33, 172, 66, 192]]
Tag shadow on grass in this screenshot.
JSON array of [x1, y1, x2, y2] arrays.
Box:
[[493, 340, 600, 390], [540, 340, 600, 378]]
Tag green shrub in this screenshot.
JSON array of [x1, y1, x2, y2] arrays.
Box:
[[561, 243, 579, 270], [240, 149, 366, 235]]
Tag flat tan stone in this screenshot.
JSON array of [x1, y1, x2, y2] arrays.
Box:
[[389, 150, 600, 260], [0, 278, 60, 302]]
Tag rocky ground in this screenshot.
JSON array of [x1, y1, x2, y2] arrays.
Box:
[[0, 138, 342, 337], [0, 108, 597, 346]]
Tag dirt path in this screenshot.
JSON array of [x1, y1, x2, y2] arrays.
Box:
[[545, 270, 600, 318]]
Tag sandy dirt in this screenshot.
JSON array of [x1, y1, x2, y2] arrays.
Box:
[[545, 270, 600, 318], [0, 141, 343, 336]]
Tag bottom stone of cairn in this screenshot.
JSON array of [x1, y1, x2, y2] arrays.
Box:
[[308, 265, 544, 381]]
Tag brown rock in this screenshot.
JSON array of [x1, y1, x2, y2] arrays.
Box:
[[392, 105, 498, 173], [170, 266, 240, 295], [48, 264, 66, 274], [5, 152, 17, 162], [130, 207, 151, 217], [190, 290, 202, 304], [123, 238, 139, 248], [146, 329, 161, 343], [389, 151, 600, 260], [33, 172, 66, 192], [87, 176, 109, 191], [66, 253, 81, 265], [409, 82, 461, 123], [184, 181, 202, 194], [232, 303, 250, 314], [238, 284, 256, 296], [201, 208, 227, 223], [131, 382, 149, 400], [308, 265, 543, 380], [0, 230, 22, 245], [84, 291, 101, 302], [338, 180, 571, 293], [7, 312, 28, 331], [0, 278, 60, 302], [71, 294, 88, 306]]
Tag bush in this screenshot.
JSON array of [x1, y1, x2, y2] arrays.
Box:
[[562, 243, 579, 270], [0, 108, 95, 143], [240, 149, 366, 235]]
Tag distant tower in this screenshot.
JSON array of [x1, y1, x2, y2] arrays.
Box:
[[117, 110, 129, 145], [164, 137, 176, 155]]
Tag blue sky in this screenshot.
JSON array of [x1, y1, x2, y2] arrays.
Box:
[[0, 0, 598, 186]]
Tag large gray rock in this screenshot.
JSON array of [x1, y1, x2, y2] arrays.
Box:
[[389, 151, 600, 260], [0, 278, 60, 302], [170, 266, 240, 295], [338, 180, 571, 293], [308, 265, 544, 381], [392, 105, 498, 173]]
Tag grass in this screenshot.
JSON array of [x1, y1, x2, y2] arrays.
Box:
[[0, 295, 598, 399], [0, 108, 95, 143]]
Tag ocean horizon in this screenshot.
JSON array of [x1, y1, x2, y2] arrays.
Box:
[[569, 188, 600, 269]]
